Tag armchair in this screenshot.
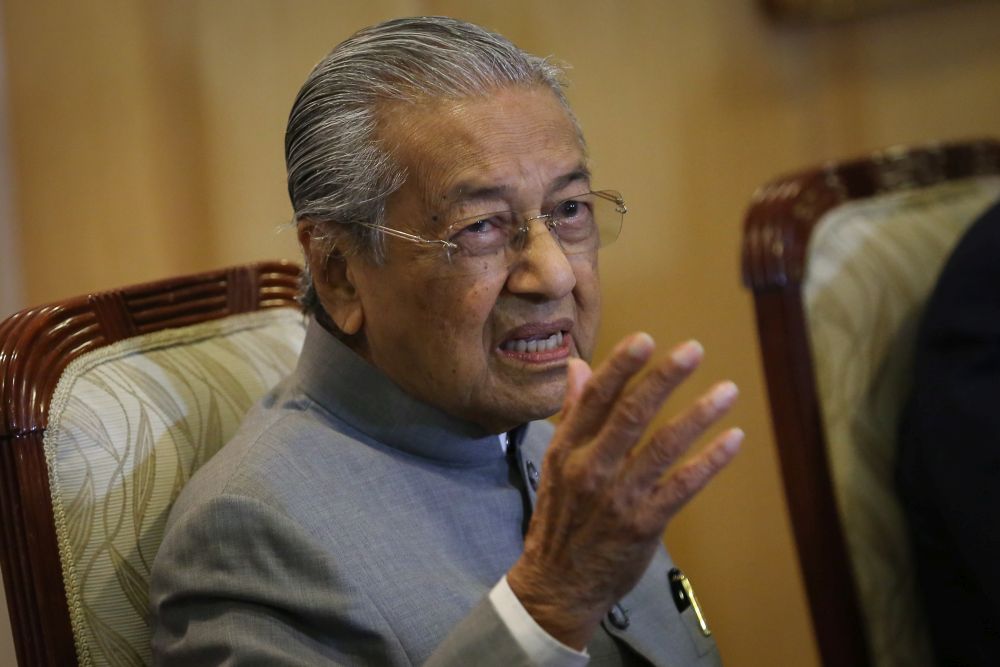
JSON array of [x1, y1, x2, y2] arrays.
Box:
[[741, 139, 1000, 666], [0, 261, 305, 666]]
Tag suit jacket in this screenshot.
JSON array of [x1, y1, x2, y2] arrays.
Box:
[[150, 317, 722, 666], [897, 199, 1000, 665]]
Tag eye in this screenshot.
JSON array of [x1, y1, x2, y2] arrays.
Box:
[[553, 197, 593, 222], [448, 212, 514, 256], [549, 195, 597, 244], [452, 216, 504, 240], [462, 219, 496, 235], [556, 199, 582, 218]]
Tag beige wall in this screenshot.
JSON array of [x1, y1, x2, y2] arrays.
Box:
[[0, 7, 20, 321], [3, 0, 1000, 664], [0, 8, 19, 662]]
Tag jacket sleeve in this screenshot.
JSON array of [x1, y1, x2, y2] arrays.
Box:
[[897, 201, 1000, 663]]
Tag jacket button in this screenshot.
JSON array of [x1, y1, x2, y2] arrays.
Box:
[[526, 460, 540, 491], [607, 603, 630, 630]]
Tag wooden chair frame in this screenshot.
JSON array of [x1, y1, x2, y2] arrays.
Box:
[[0, 261, 301, 666], [741, 138, 1000, 666]]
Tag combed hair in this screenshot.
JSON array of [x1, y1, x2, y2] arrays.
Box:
[[285, 16, 578, 315]]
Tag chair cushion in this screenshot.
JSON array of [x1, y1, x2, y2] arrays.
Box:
[[44, 308, 306, 666], [803, 175, 1000, 667]]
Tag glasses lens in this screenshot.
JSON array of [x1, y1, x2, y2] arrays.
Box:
[[551, 190, 625, 254], [445, 210, 517, 258], [442, 189, 625, 275]]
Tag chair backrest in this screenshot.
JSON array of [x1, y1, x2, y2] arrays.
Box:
[[741, 139, 1000, 667], [0, 262, 306, 666]]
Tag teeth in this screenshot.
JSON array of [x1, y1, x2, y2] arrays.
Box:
[[502, 331, 565, 353]]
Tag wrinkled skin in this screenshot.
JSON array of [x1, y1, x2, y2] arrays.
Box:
[[508, 335, 742, 648]]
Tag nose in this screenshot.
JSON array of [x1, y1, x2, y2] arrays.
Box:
[[504, 219, 577, 299]]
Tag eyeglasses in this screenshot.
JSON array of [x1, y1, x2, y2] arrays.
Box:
[[357, 190, 626, 276]]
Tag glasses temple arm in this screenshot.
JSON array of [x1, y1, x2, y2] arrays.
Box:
[[356, 222, 458, 250]]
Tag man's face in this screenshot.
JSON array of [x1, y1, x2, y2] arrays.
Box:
[[344, 85, 600, 433]]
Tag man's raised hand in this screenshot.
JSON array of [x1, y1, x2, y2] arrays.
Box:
[[507, 332, 743, 649]]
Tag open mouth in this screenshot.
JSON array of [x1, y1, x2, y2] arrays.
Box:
[[500, 331, 564, 353], [497, 319, 573, 361]]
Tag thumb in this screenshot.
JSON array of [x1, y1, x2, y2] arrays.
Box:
[[562, 357, 592, 413]]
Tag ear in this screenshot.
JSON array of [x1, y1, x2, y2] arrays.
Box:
[[298, 222, 365, 335]]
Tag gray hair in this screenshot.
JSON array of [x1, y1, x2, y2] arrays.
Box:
[[285, 16, 579, 315]]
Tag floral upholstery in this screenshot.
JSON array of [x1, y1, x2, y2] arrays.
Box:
[[803, 176, 1000, 667], [43, 308, 306, 666]]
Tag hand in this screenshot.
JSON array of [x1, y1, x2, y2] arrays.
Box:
[[506, 332, 743, 650]]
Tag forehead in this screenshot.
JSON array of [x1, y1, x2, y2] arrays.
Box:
[[379, 86, 586, 217]]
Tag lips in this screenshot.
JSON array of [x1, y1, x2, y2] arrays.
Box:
[[497, 319, 573, 360]]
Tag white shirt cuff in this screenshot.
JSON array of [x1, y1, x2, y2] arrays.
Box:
[[489, 576, 589, 666]]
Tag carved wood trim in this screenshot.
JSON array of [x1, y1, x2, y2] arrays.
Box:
[[740, 138, 1000, 667], [90, 291, 136, 342], [761, 0, 971, 23], [0, 260, 301, 666], [743, 138, 1000, 290], [753, 290, 869, 666]]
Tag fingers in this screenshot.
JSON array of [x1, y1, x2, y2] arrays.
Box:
[[589, 340, 704, 466], [651, 427, 744, 516], [624, 380, 739, 487], [560, 332, 658, 441], [558, 333, 739, 515]]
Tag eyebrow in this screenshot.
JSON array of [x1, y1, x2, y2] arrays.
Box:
[[444, 166, 593, 209]]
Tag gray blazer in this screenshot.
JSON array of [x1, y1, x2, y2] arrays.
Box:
[[150, 319, 722, 666]]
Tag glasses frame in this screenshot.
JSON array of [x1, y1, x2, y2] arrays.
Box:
[[356, 189, 627, 257]]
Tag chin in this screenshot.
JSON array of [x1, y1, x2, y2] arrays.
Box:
[[499, 390, 564, 428], [471, 375, 567, 432]]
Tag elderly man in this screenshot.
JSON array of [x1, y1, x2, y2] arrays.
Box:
[[150, 16, 742, 666]]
